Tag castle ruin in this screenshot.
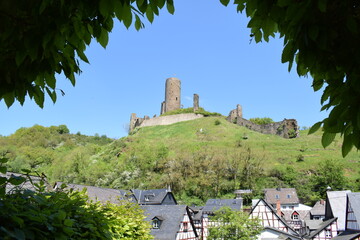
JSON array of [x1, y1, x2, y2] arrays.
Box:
[[129, 78, 203, 132], [227, 104, 299, 138]]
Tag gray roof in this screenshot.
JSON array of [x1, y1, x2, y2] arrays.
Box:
[[305, 218, 337, 239], [263, 226, 302, 240], [141, 205, 190, 240], [203, 199, 243, 214], [348, 193, 360, 226], [305, 220, 324, 231], [333, 230, 360, 240], [310, 200, 326, 216], [55, 182, 130, 204], [132, 188, 177, 205], [326, 191, 351, 231], [264, 188, 299, 205], [1, 172, 44, 193]]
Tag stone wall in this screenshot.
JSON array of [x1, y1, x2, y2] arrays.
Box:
[[139, 113, 204, 128], [227, 105, 299, 138]]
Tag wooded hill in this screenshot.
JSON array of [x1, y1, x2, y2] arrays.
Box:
[[1, 117, 359, 206]]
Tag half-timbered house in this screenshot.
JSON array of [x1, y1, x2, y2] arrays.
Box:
[[250, 199, 301, 239], [303, 218, 338, 239]]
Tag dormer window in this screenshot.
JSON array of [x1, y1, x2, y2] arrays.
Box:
[[287, 194, 291, 199], [145, 196, 149, 202], [152, 217, 163, 229], [275, 194, 279, 199], [291, 212, 299, 220]]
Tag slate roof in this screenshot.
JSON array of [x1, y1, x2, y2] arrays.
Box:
[[305, 220, 324, 231], [141, 205, 191, 240], [305, 217, 338, 239], [263, 226, 302, 240], [310, 200, 326, 216], [1, 172, 44, 193], [55, 182, 130, 204], [326, 190, 351, 231], [332, 230, 360, 240], [202, 198, 243, 214], [348, 192, 360, 226], [264, 188, 299, 205], [131, 188, 177, 205]]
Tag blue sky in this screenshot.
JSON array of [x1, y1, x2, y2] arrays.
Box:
[[0, 1, 327, 139]]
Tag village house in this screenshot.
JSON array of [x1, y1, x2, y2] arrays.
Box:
[[141, 205, 198, 240], [264, 188, 312, 232]]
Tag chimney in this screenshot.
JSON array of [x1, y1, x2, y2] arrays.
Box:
[[320, 199, 325, 205], [276, 200, 281, 216]]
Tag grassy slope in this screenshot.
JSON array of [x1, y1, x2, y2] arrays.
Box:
[[127, 116, 360, 180]]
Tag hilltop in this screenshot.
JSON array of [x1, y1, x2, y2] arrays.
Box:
[[1, 118, 359, 206]]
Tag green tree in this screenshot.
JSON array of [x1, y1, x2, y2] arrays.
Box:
[[221, 0, 360, 156], [208, 207, 262, 240], [312, 159, 346, 198], [0, 0, 174, 108]]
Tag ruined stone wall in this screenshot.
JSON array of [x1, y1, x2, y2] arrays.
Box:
[[164, 77, 181, 113], [227, 105, 299, 138], [236, 118, 299, 138], [139, 113, 204, 128]]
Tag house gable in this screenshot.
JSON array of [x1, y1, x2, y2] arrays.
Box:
[[250, 199, 298, 236], [346, 193, 360, 231]]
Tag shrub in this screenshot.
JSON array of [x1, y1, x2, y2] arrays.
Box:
[[214, 119, 221, 125], [0, 159, 152, 240], [249, 117, 274, 125]]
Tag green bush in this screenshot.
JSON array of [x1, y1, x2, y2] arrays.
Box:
[[0, 159, 152, 240], [214, 119, 221, 125], [161, 107, 222, 117], [249, 117, 274, 125]]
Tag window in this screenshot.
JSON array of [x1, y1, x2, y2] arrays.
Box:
[[145, 196, 149, 201], [152, 219, 161, 229], [275, 194, 280, 199], [291, 212, 299, 220], [290, 205, 294, 210], [183, 222, 188, 232], [282, 206, 287, 209], [325, 230, 331, 238], [287, 194, 291, 199]]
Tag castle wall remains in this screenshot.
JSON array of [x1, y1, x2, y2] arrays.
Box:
[[227, 105, 299, 138]]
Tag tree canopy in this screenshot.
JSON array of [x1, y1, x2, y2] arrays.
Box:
[[0, 0, 174, 108], [1, 0, 360, 156]]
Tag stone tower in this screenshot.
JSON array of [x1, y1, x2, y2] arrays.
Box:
[[161, 77, 181, 114]]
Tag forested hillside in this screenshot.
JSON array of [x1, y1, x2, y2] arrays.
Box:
[[1, 118, 360, 206]]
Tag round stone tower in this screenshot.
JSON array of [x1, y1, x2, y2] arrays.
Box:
[[164, 77, 181, 113]]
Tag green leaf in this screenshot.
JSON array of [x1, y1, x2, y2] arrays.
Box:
[[0, 158, 8, 163], [342, 133, 353, 157], [308, 25, 319, 41], [135, 15, 143, 30], [308, 121, 322, 134], [220, 0, 230, 6], [0, 166, 6, 174], [64, 219, 74, 227], [3, 92, 15, 108], [8, 176, 26, 185], [312, 78, 324, 91], [277, 0, 292, 7], [321, 132, 336, 148], [76, 49, 89, 64], [99, 0, 113, 16], [166, 0, 175, 14], [146, 6, 154, 23], [281, 41, 295, 64], [97, 29, 109, 48], [317, 0, 327, 12], [45, 74, 56, 89], [0, 177, 6, 185]]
